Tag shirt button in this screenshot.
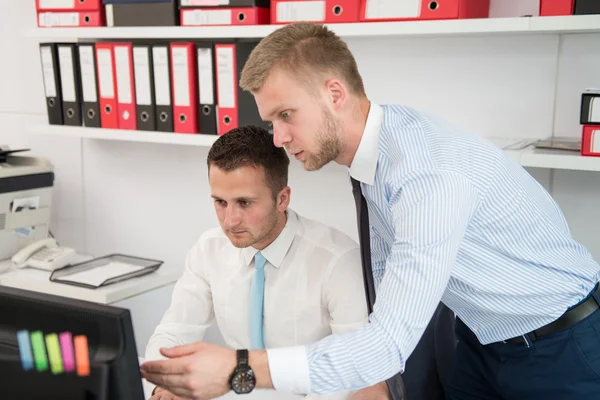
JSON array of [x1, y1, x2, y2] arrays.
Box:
[[473, 326, 479, 331]]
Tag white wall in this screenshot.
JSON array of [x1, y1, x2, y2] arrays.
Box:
[[1, 2, 600, 352]]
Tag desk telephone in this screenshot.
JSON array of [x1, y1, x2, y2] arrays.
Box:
[[11, 238, 76, 271]]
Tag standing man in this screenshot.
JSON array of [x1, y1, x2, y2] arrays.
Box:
[[141, 23, 600, 399]]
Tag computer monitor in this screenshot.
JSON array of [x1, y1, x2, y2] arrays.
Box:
[[0, 286, 145, 400]]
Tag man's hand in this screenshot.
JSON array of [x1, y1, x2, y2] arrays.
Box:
[[349, 382, 391, 400], [150, 386, 185, 400], [140, 342, 236, 400]]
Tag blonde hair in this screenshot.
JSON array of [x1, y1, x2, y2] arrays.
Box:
[[239, 22, 366, 96]]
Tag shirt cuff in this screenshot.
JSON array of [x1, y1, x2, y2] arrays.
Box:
[[266, 346, 310, 395]]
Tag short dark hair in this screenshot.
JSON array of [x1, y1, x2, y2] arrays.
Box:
[[207, 125, 290, 197]]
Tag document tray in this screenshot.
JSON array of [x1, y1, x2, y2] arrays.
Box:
[[49, 254, 163, 289]]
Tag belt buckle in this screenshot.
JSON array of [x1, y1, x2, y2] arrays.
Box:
[[502, 334, 532, 347]]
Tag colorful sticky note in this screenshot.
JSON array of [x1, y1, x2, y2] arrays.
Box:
[[45, 333, 64, 375], [59, 332, 75, 373], [74, 335, 90, 377], [30, 331, 49, 372], [16, 330, 34, 371]]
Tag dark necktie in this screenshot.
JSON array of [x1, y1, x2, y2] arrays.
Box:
[[350, 177, 376, 314], [351, 177, 408, 400]]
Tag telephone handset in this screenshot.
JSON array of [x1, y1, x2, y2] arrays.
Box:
[[11, 238, 76, 271]]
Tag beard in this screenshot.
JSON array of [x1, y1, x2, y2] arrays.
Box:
[[226, 205, 279, 249], [303, 109, 343, 171]]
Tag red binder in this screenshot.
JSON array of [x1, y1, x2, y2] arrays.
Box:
[[170, 42, 198, 134], [582, 125, 600, 157], [540, 0, 574, 16], [113, 43, 136, 130], [272, 0, 360, 23], [95, 43, 118, 129], [181, 7, 269, 25], [215, 44, 238, 135], [37, 11, 104, 27], [359, 0, 489, 22]]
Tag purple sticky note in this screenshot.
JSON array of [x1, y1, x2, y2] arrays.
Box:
[[59, 332, 75, 373]]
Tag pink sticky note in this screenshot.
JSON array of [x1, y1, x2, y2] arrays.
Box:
[[59, 332, 75, 373]]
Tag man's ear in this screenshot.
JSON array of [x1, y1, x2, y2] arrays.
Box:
[[277, 186, 291, 211], [324, 78, 348, 111]]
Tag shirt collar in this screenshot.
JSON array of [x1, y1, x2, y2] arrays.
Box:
[[241, 209, 298, 269], [349, 102, 383, 185]]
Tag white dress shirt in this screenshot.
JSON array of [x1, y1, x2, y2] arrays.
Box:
[[144, 209, 368, 399]]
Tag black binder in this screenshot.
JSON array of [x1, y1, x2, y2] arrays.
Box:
[[574, 0, 600, 14], [57, 43, 83, 126], [235, 40, 270, 130], [580, 91, 600, 125], [104, 0, 179, 27], [39, 43, 63, 125], [151, 44, 174, 132], [197, 42, 217, 135], [77, 44, 101, 128], [133, 44, 157, 131]]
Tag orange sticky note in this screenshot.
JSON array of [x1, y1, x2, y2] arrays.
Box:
[[74, 335, 90, 377]]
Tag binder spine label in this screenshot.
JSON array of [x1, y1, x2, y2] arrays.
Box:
[[40, 47, 57, 98], [97, 49, 115, 99], [79, 46, 97, 103], [153, 47, 171, 106], [198, 48, 214, 105], [133, 47, 152, 106], [172, 47, 191, 107], [216, 46, 235, 109], [58, 46, 76, 103]]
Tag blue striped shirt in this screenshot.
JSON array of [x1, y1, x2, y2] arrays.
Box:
[[266, 103, 600, 395]]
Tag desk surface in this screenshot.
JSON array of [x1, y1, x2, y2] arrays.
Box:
[[0, 259, 181, 304]]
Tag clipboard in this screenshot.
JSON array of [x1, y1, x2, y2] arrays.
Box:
[[49, 254, 163, 289]]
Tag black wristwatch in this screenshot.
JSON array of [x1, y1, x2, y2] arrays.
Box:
[[230, 349, 256, 394]]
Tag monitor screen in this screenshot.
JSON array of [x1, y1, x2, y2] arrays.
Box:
[[0, 286, 144, 400]]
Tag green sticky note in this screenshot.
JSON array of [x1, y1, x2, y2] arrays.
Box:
[[30, 331, 48, 372], [45, 333, 64, 375]]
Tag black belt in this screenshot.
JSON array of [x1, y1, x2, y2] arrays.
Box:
[[503, 285, 600, 345]]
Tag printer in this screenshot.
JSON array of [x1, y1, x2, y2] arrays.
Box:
[[0, 147, 54, 262]]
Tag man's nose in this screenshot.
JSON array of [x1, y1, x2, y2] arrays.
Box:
[[224, 206, 241, 227], [272, 124, 291, 148]]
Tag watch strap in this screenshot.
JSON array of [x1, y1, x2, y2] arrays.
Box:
[[237, 349, 249, 367]]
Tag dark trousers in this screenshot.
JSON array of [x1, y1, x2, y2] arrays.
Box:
[[446, 295, 600, 399], [384, 303, 457, 400]]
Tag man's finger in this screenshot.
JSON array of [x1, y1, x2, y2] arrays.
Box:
[[141, 371, 191, 395], [140, 358, 188, 374], [141, 369, 185, 387], [160, 342, 205, 358]]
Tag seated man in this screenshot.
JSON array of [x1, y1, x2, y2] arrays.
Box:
[[145, 126, 380, 399]]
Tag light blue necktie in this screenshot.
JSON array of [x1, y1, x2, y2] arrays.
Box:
[[249, 251, 266, 349]]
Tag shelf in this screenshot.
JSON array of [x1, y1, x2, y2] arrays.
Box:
[[528, 14, 600, 33], [29, 126, 600, 172], [519, 147, 600, 172], [28, 124, 219, 147], [26, 15, 600, 41], [490, 138, 600, 172]]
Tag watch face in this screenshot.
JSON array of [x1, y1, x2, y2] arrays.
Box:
[[231, 368, 256, 394]]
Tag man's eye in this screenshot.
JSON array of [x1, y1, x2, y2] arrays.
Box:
[[281, 111, 290, 119], [239, 200, 250, 207]]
